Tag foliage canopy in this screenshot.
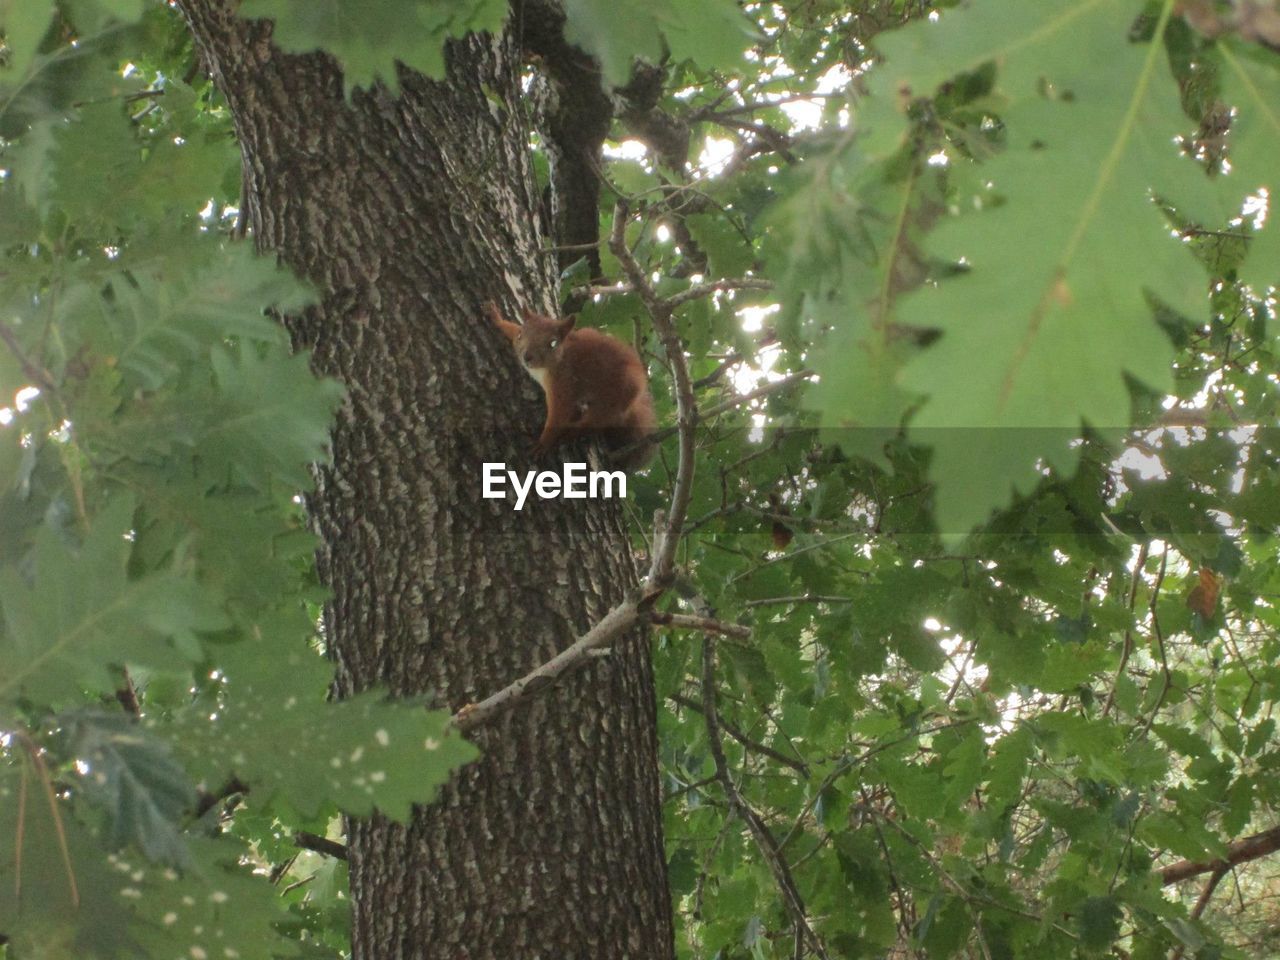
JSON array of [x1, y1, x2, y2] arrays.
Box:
[[1, 0, 1278, 957]]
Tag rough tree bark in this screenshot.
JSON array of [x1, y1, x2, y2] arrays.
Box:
[[176, 5, 674, 958]]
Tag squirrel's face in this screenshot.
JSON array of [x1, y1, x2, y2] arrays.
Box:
[[515, 314, 576, 375]]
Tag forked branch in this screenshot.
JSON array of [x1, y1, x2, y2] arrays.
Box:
[[453, 201, 709, 732]]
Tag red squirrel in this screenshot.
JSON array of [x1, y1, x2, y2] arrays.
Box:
[[486, 301, 656, 470]]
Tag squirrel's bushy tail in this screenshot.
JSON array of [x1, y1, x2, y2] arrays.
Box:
[[605, 394, 658, 471]]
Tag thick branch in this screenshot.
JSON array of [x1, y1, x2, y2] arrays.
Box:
[[294, 830, 348, 861], [454, 599, 641, 732], [1161, 825, 1280, 885], [517, 0, 613, 287]]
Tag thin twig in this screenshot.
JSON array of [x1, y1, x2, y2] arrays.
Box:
[[454, 600, 641, 732], [649, 611, 751, 638], [702, 636, 829, 959], [611, 199, 698, 595], [614, 369, 814, 461], [671, 693, 810, 776], [1102, 543, 1149, 718], [572, 276, 773, 307], [115, 667, 142, 718], [1171, 865, 1229, 960], [665, 277, 773, 309], [0, 321, 56, 394], [743, 594, 854, 608]]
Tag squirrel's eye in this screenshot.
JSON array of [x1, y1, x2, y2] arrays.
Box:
[[549, 338, 560, 349]]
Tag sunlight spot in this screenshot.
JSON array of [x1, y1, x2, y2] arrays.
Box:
[[15, 386, 39, 412], [697, 136, 736, 176], [603, 139, 648, 161], [738, 303, 779, 334]]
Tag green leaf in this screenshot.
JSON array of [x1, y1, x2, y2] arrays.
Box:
[[200, 344, 345, 491], [239, 0, 509, 94], [126, 837, 322, 958], [866, 0, 1223, 529], [181, 645, 476, 821], [0, 0, 56, 79], [1138, 810, 1226, 862], [685, 213, 755, 278], [0, 495, 229, 707], [561, 0, 753, 86], [1217, 42, 1280, 293], [985, 725, 1033, 812], [70, 238, 307, 391], [0, 754, 136, 957], [1077, 894, 1122, 952], [65, 710, 196, 866]]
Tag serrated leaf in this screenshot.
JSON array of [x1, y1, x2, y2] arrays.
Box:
[[862, 1, 1225, 530], [66, 710, 196, 866], [0, 495, 230, 707], [201, 344, 344, 491], [986, 725, 1033, 812], [124, 837, 319, 959], [71, 238, 309, 391], [561, 0, 753, 86], [239, 0, 508, 94], [1077, 895, 1122, 952], [182, 644, 476, 821], [1217, 42, 1280, 293]]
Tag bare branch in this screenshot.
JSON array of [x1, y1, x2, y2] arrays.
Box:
[[573, 276, 773, 308], [1161, 825, 1280, 886], [610, 199, 697, 597], [0, 321, 57, 395], [453, 599, 641, 733], [665, 277, 774, 309], [293, 830, 348, 861], [743, 594, 854, 608], [702, 636, 829, 959], [649, 611, 751, 638]]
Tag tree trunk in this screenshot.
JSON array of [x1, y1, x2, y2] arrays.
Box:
[[176, 5, 674, 958]]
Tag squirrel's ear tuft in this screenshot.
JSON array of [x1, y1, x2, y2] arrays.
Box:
[[561, 315, 577, 334], [520, 307, 541, 325]]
